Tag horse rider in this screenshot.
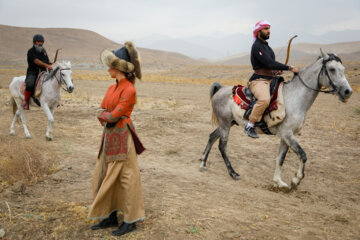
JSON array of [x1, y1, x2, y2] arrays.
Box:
[[244, 20, 299, 138], [23, 34, 53, 110]]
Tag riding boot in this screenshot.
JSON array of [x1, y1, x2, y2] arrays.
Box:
[[244, 126, 259, 138], [90, 211, 118, 230], [111, 222, 136, 236], [22, 90, 32, 110]]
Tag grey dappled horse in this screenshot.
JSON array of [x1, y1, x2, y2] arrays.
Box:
[[200, 50, 352, 189], [9, 61, 74, 141]]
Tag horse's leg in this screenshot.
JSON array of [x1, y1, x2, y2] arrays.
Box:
[[218, 125, 240, 180], [200, 127, 220, 170], [273, 139, 289, 188], [18, 109, 31, 139], [42, 103, 55, 141], [283, 134, 307, 189], [10, 109, 20, 136], [11, 97, 32, 138]]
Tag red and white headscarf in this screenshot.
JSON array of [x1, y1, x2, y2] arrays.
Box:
[[253, 20, 271, 41]]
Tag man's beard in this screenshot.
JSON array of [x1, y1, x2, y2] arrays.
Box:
[[260, 31, 270, 40], [34, 44, 45, 53]]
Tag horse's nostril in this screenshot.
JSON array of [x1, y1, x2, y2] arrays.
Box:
[[344, 89, 352, 96]]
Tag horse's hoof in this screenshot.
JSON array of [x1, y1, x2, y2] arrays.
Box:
[[231, 173, 240, 181], [274, 180, 289, 189], [291, 181, 298, 190], [199, 167, 207, 172], [10, 131, 15, 136], [46, 136, 53, 141], [26, 135, 32, 139]]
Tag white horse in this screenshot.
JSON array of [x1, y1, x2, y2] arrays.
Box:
[[9, 61, 74, 141], [200, 50, 353, 189]]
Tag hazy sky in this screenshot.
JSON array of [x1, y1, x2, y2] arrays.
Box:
[[1, 0, 360, 42]]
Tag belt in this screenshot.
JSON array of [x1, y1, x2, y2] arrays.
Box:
[[254, 68, 277, 77]]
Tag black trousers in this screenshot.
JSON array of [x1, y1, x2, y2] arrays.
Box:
[[25, 72, 38, 92]]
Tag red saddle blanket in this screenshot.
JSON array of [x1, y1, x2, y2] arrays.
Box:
[[232, 81, 282, 114], [20, 71, 48, 97]]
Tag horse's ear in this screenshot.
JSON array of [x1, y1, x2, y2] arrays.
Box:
[[320, 48, 329, 60]]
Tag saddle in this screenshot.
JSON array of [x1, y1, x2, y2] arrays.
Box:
[[21, 71, 49, 106], [232, 76, 285, 134]]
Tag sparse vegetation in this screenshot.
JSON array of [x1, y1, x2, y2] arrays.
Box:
[[0, 136, 58, 185], [186, 226, 200, 234]]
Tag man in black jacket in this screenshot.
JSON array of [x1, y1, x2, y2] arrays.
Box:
[[23, 34, 53, 110], [245, 20, 299, 138]]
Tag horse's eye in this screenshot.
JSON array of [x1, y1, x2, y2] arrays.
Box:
[[329, 68, 336, 73]]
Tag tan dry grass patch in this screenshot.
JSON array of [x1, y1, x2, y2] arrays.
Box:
[[0, 136, 59, 185]]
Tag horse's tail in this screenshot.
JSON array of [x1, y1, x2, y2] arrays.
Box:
[[210, 82, 222, 126], [11, 97, 17, 116], [210, 82, 222, 99]]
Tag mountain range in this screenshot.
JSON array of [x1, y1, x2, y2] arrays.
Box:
[[1, 24, 359, 68], [0, 24, 201, 69], [134, 29, 360, 61]]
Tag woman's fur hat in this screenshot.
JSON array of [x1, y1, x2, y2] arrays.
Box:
[[100, 41, 142, 79]]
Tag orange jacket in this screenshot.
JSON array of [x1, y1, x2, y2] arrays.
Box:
[[97, 78, 143, 161], [98, 78, 136, 128]]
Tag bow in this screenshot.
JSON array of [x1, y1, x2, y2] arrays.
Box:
[[53, 48, 62, 64], [285, 35, 297, 65]]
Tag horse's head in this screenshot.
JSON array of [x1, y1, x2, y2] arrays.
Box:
[[56, 61, 74, 93], [319, 49, 352, 102]]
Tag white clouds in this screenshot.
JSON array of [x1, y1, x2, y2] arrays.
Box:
[[0, 0, 359, 41]]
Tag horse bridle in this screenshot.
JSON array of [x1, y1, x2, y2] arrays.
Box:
[[54, 68, 72, 91], [296, 54, 342, 94]]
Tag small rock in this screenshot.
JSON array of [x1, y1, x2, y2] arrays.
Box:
[[12, 182, 26, 194], [0, 228, 5, 238]]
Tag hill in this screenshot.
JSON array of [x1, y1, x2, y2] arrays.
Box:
[[216, 41, 360, 65], [0, 24, 202, 69]]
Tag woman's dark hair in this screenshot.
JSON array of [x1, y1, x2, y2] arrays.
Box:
[[124, 72, 135, 84]]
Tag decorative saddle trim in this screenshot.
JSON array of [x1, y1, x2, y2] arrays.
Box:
[[232, 78, 284, 115], [232, 85, 250, 110], [231, 77, 286, 135]]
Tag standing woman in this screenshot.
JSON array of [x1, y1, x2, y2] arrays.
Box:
[[88, 42, 146, 237]]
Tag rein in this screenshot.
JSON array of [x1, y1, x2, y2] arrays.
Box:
[[296, 54, 341, 94], [44, 67, 72, 91]]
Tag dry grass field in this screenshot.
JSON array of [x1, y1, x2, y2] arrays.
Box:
[[0, 63, 359, 240]]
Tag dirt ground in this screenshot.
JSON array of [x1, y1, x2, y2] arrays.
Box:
[[0, 68, 359, 240]]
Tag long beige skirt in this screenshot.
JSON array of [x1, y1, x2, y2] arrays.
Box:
[[88, 132, 145, 223]]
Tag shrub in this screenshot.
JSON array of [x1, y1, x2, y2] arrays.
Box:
[[0, 136, 58, 185]]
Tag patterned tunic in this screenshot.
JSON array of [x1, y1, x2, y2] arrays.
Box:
[[97, 78, 144, 162]]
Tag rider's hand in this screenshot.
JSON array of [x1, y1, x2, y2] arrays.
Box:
[[47, 65, 53, 70], [292, 67, 299, 74], [289, 66, 299, 74]]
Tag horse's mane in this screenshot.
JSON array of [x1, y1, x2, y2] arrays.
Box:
[[47, 61, 71, 79], [286, 57, 322, 84], [287, 52, 342, 84]]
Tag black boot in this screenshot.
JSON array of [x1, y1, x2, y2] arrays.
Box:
[[91, 211, 118, 230], [244, 126, 259, 138], [111, 222, 136, 236]]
